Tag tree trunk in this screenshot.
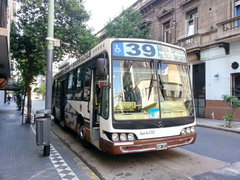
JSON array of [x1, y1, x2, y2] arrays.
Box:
[[21, 87, 27, 115], [25, 85, 32, 124]]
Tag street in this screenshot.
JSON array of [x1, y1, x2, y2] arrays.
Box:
[[51, 122, 240, 180], [183, 127, 240, 164], [31, 100, 240, 179]]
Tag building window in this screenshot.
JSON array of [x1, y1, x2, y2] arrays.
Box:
[[185, 8, 198, 36], [163, 21, 171, 43], [232, 73, 240, 98], [235, 1, 240, 27]]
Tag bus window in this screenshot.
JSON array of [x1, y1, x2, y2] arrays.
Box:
[[101, 87, 109, 119], [52, 80, 56, 104], [55, 80, 59, 105], [83, 61, 92, 101], [157, 63, 193, 118], [67, 72, 74, 90], [75, 66, 84, 100], [95, 56, 109, 119], [67, 71, 75, 99]]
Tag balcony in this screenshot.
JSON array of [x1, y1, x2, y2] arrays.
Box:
[[216, 16, 240, 43], [177, 34, 201, 52]]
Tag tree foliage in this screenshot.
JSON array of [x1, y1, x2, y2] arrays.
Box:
[[105, 8, 150, 39], [34, 84, 46, 95], [10, 0, 99, 123]]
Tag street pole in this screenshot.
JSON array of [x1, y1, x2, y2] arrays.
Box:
[[44, 0, 54, 156]]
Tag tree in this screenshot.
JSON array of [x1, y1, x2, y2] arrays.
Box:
[[11, 0, 99, 124], [34, 84, 46, 99], [105, 8, 150, 39]]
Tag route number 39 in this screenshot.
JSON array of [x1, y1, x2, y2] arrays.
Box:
[[126, 43, 156, 57]]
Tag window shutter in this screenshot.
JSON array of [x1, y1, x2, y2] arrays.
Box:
[[194, 16, 198, 34], [236, 5, 240, 16], [185, 20, 189, 36]]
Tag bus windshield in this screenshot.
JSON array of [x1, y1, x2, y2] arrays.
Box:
[[113, 59, 193, 120]]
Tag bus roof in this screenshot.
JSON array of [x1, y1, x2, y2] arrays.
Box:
[[54, 38, 186, 78]]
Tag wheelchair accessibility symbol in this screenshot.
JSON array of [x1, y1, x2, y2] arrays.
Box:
[[115, 44, 121, 53], [113, 42, 124, 56]]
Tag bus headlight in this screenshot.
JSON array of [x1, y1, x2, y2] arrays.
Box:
[[181, 129, 186, 135], [191, 126, 196, 133], [112, 133, 119, 142], [181, 126, 196, 135], [120, 133, 127, 141], [128, 133, 135, 141], [186, 128, 191, 134]]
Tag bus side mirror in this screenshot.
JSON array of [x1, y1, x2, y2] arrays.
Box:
[[98, 80, 109, 88], [96, 58, 108, 77]]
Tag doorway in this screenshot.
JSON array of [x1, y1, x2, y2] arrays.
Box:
[[193, 63, 205, 117]]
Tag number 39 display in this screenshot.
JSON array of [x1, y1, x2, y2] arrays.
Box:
[[112, 41, 186, 62]]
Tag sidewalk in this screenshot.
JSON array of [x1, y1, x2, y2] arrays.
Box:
[[0, 102, 99, 180], [197, 118, 240, 134]]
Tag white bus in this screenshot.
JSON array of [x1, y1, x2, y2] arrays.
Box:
[[52, 38, 196, 155]]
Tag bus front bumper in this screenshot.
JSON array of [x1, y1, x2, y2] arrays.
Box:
[[100, 133, 197, 155]]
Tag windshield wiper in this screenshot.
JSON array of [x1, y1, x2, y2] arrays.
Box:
[[158, 74, 165, 100], [148, 74, 154, 100]]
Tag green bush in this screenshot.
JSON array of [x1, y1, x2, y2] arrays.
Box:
[[222, 95, 240, 128]]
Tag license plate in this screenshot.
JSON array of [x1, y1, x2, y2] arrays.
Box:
[[156, 143, 167, 150]]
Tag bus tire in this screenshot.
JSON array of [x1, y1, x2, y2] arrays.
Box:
[[62, 120, 68, 130], [52, 108, 58, 124], [79, 125, 92, 148]]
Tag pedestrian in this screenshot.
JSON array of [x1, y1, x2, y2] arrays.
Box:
[[16, 94, 22, 110], [7, 95, 11, 104]]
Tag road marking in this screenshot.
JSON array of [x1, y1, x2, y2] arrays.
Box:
[[31, 125, 79, 180], [50, 146, 79, 180], [212, 161, 240, 176]]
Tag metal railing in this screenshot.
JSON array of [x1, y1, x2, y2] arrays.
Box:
[[232, 88, 240, 99]]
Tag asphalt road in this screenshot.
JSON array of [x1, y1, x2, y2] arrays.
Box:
[[183, 127, 240, 164], [51, 122, 229, 180], [32, 100, 240, 179]]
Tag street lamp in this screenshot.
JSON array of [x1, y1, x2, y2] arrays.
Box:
[[44, 0, 54, 156]]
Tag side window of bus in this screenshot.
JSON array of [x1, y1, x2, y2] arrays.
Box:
[[101, 87, 109, 119], [56, 80, 61, 105], [75, 66, 84, 100], [52, 80, 56, 102], [84, 61, 92, 101], [67, 71, 75, 99]]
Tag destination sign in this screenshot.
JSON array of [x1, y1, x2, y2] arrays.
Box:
[[112, 41, 186, 62]]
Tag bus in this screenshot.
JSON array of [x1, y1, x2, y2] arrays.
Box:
[[52, 38, 196, 155]]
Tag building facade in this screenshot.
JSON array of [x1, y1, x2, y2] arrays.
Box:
[[98, 0, 240, 121], [0, 0, 16, 103], [132, 0, 240, 121]]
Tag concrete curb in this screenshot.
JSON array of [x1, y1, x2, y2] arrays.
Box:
[[197, 124, 240, 134]]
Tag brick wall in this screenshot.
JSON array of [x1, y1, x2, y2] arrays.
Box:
[[205, 100, 240, 122]]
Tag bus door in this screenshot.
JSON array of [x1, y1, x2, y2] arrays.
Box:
[[60, 78, 67, 126], [89, 68, 100, 147], [90, 57, 108, 147]]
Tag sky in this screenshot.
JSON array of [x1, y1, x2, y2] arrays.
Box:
[[84, 0, 137, 34]]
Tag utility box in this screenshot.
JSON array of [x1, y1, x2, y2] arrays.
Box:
[[35, 110, 51, 146]]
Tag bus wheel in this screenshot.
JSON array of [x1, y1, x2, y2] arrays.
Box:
[[79, 125, 92, 148], [62, 120, 68, 130], [52, 108, 58, 124]]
